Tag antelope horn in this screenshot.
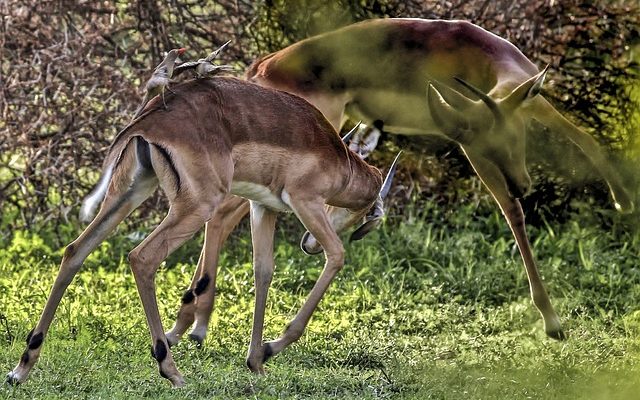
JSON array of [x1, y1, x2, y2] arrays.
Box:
[[350, 151, 402, 242], [380, 151, 402, 199], [341, 121, 362, 144], [430, 80, 476, 111], [426, 83, 471, 138], [453, 77, 504, 124]]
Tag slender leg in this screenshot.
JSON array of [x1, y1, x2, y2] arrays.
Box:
[[245, 202, 278, 374], [462, 146, 565, 340], [189, 197, 250, 343], [528, 97, 633, 213], [128, 198, 219, 388], [164, 245, 205, 347], [165, 196, 250, 346], [254, 196, 345, 371], [6, 163, 157, 384]]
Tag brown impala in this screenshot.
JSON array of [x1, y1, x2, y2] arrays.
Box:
[[6, 77, 399, 386], [163, 18, 633, 347]]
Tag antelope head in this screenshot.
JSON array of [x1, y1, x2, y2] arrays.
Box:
[[427, 67, 549, 199], [300, 149, 401, 255]]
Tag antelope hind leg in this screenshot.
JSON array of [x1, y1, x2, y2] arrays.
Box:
[[165, 196, 250, 346]]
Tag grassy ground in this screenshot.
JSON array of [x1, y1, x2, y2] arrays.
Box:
[[1, 201, 639, 399]]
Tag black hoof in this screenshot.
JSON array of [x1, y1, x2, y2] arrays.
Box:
[[5, 374, 19, 386], [262, 343, 273, 363], [187, 333, 204, 347], [547, 329, 568, 341]]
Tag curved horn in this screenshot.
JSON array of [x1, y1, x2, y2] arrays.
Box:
[[430, 80, 476, 111], [380, 151, 402, 199], [341, 120, 362, 144], [426, 83, 470, 140], [349, 151, 402, 242], [453, 77, 504, 124]]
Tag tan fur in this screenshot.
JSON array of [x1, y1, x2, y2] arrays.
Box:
[[171, 18, 633, 345], [7, 77, 384, 387]]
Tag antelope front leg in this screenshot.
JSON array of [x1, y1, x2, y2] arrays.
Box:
[[463, 147, 565, 340], [530, 98, 634, 213], [166, 196, 250, 346], [245, 202, 277, 374], [128, 201, 217, 387], [256, 197, 345, 370]]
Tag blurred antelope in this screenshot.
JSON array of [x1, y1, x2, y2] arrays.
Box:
[[7, 77, 398, 386], [250, 18, 637, 339], [164, 18, 633, 346]]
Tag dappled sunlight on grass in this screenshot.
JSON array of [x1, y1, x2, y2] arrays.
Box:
[[1, 204, 639, 398]]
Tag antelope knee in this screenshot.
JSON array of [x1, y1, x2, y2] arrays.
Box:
[[325, 248, 345, 270], [194, 273, 211, 296], [62, 243, 76, 262], [128, 249, 159, 280], [254, 262, 274, 285], [190, 203, 218, 224], [283, 323, 305, 341]]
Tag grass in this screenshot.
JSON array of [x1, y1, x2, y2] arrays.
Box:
[[1, 200, 639, 399]]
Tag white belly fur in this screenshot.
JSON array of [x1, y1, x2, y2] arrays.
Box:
[[231, 181, 292, 212]]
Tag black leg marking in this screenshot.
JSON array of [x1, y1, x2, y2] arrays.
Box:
[[64, 243, 76, 259], [194, 274, 210, 296], [187, 333, 204, 347], [27, 332, 43, 350], [25, 329, 34, 345], [151, 339, 171, 381], [151, 339, 168, 363], [181, 289, 195, 304], [20, 351, 29, 365], [262, 342, 273, 363]]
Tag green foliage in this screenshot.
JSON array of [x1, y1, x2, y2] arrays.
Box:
[[1, 0, 639, 231], [1, 204, 639, 398]]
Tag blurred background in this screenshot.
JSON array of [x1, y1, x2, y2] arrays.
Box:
[[0, 0, 639, 239]]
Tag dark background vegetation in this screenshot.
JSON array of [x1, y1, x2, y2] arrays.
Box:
[[1, 0, 639, 236], [1, 3, 640, 397]]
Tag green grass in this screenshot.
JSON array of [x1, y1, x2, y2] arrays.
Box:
[[1, 201, 640, 399]]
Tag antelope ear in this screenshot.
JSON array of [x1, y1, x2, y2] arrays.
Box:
[[500, 65, 549, 112], [349, 217, 381, 242], [350, 196, 383, 242], [426, 83, 472, 143]]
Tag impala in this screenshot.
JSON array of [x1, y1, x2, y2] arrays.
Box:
[[6, 77, 399, 386], [165, 18, 633, 346]]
